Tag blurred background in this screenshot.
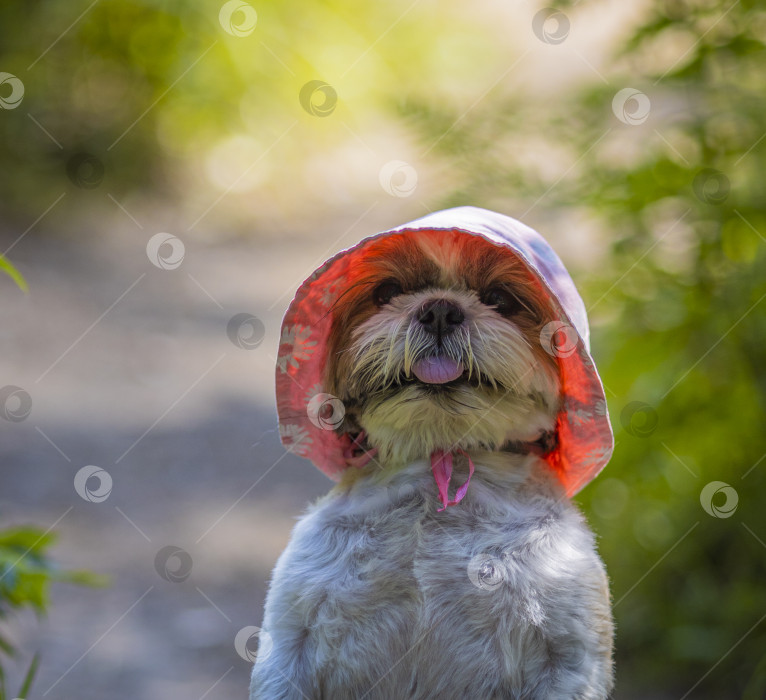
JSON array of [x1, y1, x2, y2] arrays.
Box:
[[1, 0, 765, 698]]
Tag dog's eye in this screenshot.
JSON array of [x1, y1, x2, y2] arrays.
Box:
[[482, 287, 523, 315], [373, 281, 403, 306]]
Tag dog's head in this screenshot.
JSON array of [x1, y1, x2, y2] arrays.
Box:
[[325, 230, 561, 464]]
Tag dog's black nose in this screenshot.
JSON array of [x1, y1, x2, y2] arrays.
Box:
[[418, 299, 465, 336]]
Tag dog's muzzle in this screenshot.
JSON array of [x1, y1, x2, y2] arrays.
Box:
[[411, 299, 466, 384]]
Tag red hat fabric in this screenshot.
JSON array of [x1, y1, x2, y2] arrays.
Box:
[[275, 206, 613, 496]]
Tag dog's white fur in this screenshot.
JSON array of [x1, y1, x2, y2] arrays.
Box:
[[251, 233, 614, 698], [250, 455, 612, 699]]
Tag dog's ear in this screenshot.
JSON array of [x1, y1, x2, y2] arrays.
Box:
[[324, 285, 375, 400], [453, 235, 559, 375]]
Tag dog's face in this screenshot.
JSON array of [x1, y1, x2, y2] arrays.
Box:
[[325, 231, 561, 464]]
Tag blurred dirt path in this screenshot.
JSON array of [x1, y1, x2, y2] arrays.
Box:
[[0, 214, 395, 700]]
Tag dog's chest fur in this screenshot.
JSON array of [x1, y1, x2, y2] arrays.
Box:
[[251, 453, 613, 700]]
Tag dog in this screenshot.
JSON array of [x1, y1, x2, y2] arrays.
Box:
[[251, 207, 614, 699]]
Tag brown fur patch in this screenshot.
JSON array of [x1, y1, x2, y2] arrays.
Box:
[[325, 230, 558, 400]]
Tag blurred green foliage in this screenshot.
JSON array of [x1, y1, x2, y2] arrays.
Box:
[[0, 526, 104, 699], [0, 0, 496, 230], [1, 0, 235, 213], [0, 257, 26, 292], [404, 1, 766, 697]]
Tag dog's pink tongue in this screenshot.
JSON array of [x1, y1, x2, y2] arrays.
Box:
[[412, 356, 464, 384]]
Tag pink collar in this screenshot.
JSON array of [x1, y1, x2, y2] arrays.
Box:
[[430, 432, 556, 511], [430, 449, 475, 511], [344, 431, 556, 511]]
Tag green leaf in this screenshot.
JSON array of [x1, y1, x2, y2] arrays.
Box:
[[0, 526, 56, 552], [17, 653, 39, 698], [0, 255, 27, 292], [54, 569, 110, 588]]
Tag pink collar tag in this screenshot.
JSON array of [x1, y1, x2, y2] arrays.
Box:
[[430, 449, 475, 511]]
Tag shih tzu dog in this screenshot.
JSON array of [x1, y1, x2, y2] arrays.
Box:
[[251, 207, 614, 699]]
